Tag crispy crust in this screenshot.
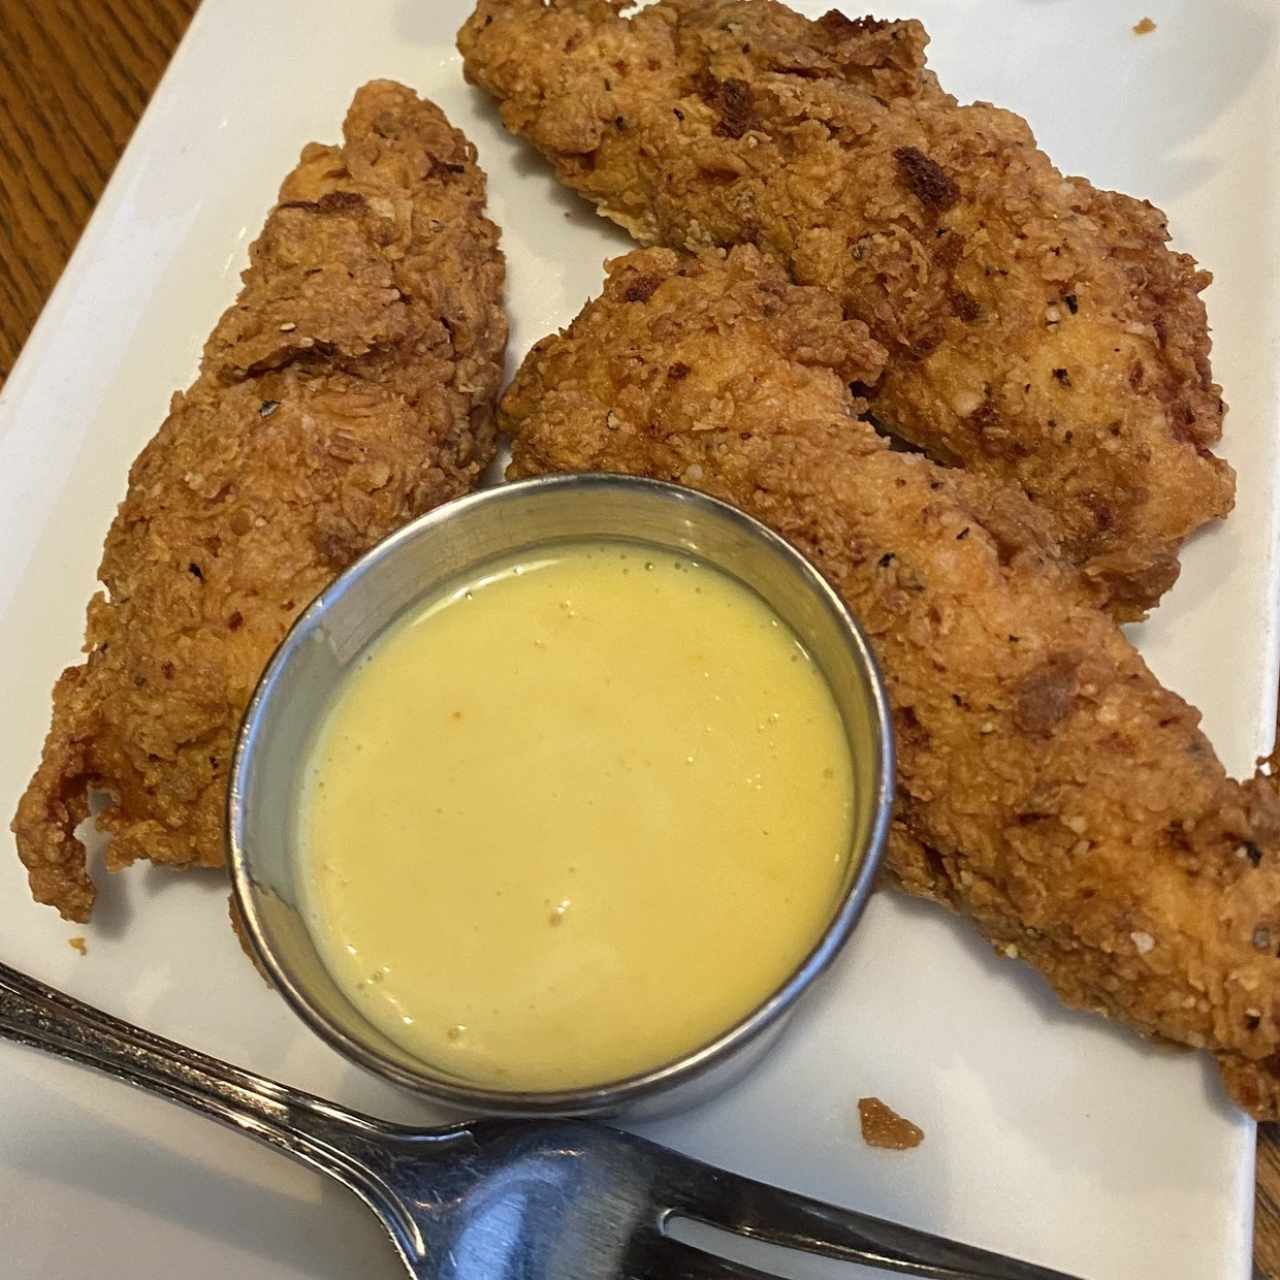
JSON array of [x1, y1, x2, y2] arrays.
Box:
[[12, 81, 507, 922], [460, 0, 1235, 618], [501, 245, 1280, 1118]]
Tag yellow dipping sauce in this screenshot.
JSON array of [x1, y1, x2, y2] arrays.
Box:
[[299, 541, 854, 1091]]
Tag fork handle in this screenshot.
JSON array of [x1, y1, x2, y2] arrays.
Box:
[[0, 960, 443, 1258]]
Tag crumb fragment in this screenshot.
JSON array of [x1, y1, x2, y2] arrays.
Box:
[[1133, 17, 1157, 35], [67, 936, 87, 955], [858, 1096, 924, 1150]]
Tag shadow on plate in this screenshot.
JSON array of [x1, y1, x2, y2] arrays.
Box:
[[4, 1062, 404, 1279]]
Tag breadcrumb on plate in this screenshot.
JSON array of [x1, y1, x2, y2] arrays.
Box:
[[858, 1097, 924, 1150]]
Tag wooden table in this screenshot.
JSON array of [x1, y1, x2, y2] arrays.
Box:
[[0, 0, 196, 382], [0, 0, 1276, 1274]]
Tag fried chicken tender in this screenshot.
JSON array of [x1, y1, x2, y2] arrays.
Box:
[[460, 0, 1235, 619], [12, 81, 507, 923], [502, 244, 1280, 1118]]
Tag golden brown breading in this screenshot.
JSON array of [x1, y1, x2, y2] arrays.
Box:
[[460, 0, 1234, 619], [12, 81, 507, 923], [502, 244, 1280, 1118]]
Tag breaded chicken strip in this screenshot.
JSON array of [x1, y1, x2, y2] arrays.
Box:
[[460, 0, 1234, 619], [503, 245, 1280, 1118], [12, 81, 507, 923]]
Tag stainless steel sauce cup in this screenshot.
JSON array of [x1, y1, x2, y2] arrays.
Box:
[[228, 474, 893, 1119]]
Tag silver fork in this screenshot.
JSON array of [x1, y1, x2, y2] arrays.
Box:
[[0, 961, 1081, 1280]]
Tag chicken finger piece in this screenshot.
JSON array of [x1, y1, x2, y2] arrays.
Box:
[[460, 0, 1234, 619], [502, 244, 1280, 1118], [12, 81, 507, 922]]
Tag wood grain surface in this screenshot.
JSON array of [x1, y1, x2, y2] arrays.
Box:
[[0, 1, 1277, 1275], [0, 0, 197, 383]]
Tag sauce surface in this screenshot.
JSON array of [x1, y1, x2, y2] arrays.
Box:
[[300, 541, 854, 1091]]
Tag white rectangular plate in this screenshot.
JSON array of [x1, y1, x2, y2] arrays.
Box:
[[1, 2, 1276, 1277]]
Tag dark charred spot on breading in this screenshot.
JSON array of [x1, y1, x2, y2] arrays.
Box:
[[1052, 368, 1071, 387], [950, 290, 981, 322], [767, 54, 826, 78], [969, 400, 1003, 444], [623, 274, 662, 303], [908, 324, 944, 359], [1082, 492, 1116, 534], [698, 165, 743, 187], [1063, 293, 1079, 314], [1165, 400, 1206, 447], [819, 11, 889, 35], [893, 147, 960, 211], [716, 79, 757, 139], [1014, 652, 1081, 735], [695, 71, 759, 139], [668, 361, 691, 380], [428, 157, 468, 179], [314, 527, 361, 569], [278, 190, 368, 217], [895, 704, 930, 748], [932, 231, 964, 271]]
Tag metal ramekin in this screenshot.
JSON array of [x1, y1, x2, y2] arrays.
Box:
[[227, 474, 893, 1119]]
